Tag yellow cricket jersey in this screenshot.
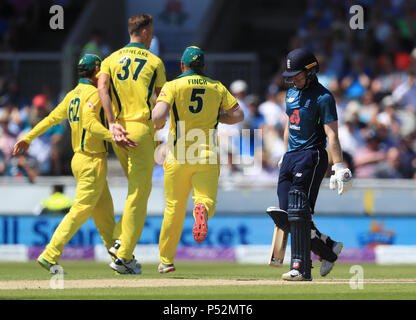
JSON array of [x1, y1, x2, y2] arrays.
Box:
[[23, 79, 111, 154], [100, 42, 166, 122], [156, 70, 237, 160]]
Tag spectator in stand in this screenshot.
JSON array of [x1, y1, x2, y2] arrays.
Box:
[[19, 94, 64, 175], [358, 91, 379, 127], [258, 84, 286, 128], [392, 68, 416, 111], [34, 185, 73, 215], [354, 129, 387, 178], [229, 80, 249, 120], [338, 103, 365, 158], [376, 95, 402, 137], [0, 150, 6, 175], [341, 52, 372, 99], [0, 110, 16, 160], [0, 95, 23, 136], [375, 146, 404, 179], [397, 135, 416, 179], [80, 29, 112, 59], [241, 94, 264, 157], [6, 153, 39, 183], [0, 109, 39, 181], [243, 94, 264, 131], [218, 80, 249, 158]]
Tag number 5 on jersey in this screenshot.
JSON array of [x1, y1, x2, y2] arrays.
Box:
[[189, 88, 205, 113]]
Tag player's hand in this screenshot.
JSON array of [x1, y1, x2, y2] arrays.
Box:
[[109, 123, 130, 143], [115, 137, 138, 150], [329, 163, 353, 195], [13, 140, 30, 156]]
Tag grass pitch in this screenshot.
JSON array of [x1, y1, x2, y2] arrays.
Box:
[[0, 261, 415, 300]]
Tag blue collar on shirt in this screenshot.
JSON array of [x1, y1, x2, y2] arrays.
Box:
[[124, 42, 147, 50], [79, 78, 94, 86]]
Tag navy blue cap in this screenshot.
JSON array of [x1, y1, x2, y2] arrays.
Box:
[[282, 48, 319, 77]]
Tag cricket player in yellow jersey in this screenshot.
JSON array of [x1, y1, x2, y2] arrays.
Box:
[[13, 54, 136, 274], [152, 46, 244, 273], [97, 14, 166, 274]]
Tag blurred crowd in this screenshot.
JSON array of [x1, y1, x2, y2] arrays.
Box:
[[0, 78, 64, 181], [2, 0, 416, 181]]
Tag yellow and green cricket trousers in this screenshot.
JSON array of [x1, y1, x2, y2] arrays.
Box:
[[111, 119, 156, 260], [40, 152, 115, 264], [159, 155, 220, 265]]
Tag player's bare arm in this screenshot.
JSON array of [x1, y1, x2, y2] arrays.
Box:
[[324, 120, 343, 164], [218, 103, 244, 124], [97, 73, 130, 143], [152, 100, 170, 130], [325, 120, 353, 195]]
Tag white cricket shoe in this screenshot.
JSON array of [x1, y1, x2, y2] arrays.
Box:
[[108, 239, 121, 260], [320, 241, 343, 277], [158, 263, 176, 274], [109, 257, 142, 275], [281, 269, 312, 281]]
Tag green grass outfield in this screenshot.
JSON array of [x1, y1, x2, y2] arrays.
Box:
[[0, 261, 415, 300]]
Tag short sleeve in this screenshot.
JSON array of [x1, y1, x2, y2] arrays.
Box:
[[155, 59, 167, 88], [318, 93, 338, 124], [86, 90, 102, 114], [156, 81, 174, 106], [99, 56, 111, 76], [220, 84, 237, 111]]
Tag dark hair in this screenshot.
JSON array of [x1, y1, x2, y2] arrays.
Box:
[[128, 14, 153, 37], [53, 185, 64, 193], [77, 68, 95, 79], [189, 61, 204, 72]]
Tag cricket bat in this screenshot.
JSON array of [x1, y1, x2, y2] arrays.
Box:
[[269, 226, 288, 267]]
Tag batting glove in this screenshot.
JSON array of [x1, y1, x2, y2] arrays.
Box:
[[329, 162, 353, 195]]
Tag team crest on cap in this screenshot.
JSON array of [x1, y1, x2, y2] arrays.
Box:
[[287, 59, 291, 69]]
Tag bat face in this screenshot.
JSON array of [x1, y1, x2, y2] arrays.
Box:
[[269, 226, 289, 267]]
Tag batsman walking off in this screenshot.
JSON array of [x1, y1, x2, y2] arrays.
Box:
[[152, 46, 244, 273], [98, 14, 166, 274], [268, 48, 353, 281]]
